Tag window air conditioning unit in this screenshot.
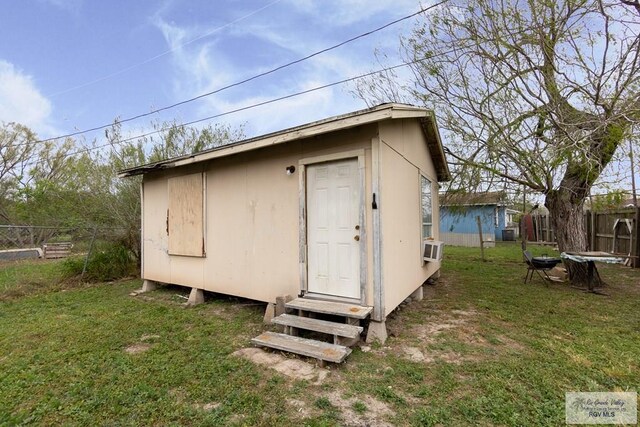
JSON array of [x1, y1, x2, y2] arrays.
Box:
[[423, 240, 444, 262]]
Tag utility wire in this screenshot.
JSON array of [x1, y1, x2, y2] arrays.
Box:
[[36, 1, 446, 145], [62, 51, 456, 160], [47, 0, 285, 97]]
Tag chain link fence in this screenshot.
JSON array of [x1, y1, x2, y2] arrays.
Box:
[[0, 224, 138, 266]]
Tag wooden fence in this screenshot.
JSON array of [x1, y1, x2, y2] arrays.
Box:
[[529, 208, 640, 266]]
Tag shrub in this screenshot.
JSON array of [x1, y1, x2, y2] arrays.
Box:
[[62, 242, 136, 282]]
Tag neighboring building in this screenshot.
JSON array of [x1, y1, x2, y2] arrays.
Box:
[[120, 104, 450, 346], [439, 192, 519, 247]]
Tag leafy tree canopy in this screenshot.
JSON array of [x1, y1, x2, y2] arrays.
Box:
[[1, 120, 244, 262]]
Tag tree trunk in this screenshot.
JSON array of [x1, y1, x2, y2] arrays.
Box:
[[545, 184, 595, 286]]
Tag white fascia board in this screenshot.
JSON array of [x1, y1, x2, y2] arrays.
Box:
[[165, 109, 398, 170], [119, 104, 432, 177]]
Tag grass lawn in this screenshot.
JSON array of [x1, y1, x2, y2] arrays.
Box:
[[0, 244, 638, 426], [0, 259, 68, 301]]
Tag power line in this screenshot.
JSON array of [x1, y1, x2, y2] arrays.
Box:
[[36, 1, 446, 145], [62, 52, 451, 160], [47, 0, 285, 98]]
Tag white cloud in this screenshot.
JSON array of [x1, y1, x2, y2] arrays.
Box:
[[0, 60, 55, 135], [283, 0, 425, 26], [150, 3, 409, 138], [153, 17, 234, 97]]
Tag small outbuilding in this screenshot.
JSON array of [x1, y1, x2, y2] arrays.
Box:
[[120, 103, 450, 349], [439, 192, 519, 247]]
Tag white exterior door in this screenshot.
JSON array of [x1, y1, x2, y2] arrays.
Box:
[[306, 159, 360, 299]]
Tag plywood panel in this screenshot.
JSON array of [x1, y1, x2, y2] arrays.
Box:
[[168, 173, 205, 257]]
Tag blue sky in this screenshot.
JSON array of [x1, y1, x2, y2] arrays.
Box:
[[0, 0, 425, 142]]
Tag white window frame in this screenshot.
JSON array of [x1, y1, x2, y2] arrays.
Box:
[[420, 174, 433, 240]]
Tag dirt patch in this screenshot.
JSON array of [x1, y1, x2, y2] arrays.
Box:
[[140, 334, 160, 341], [124, 333, 162, 354], [233, 347, 329, 384], [124, 334, 160, 354], [325, 390, 394, 427], [451, 309, 478, 316], [203, 305, 232, 318], [403, 346, 433, 363], [410, 308, 478, 345], [287, 398, 312, 418], [388, 304, 524, 364], [169, 388, 221, 412], [283, 378, 396, 425], [124, 343, 152, 354], [194, 402, 221, 411], [436, 351, 472, 365], [416, 319, 465, 338]]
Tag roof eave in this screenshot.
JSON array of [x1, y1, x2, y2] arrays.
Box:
[[118, 103, 451, 179], [419, 113, 451, 182]]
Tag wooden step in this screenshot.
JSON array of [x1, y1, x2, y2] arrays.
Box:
[[286, 298, 372, 319], [251, 332, 351, 363], [272, 314, 363, 338]]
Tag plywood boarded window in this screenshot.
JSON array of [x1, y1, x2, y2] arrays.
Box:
[[168, 173, 205, 257]]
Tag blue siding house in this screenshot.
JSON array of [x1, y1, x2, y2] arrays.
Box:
[[439, 192, 518, 247]]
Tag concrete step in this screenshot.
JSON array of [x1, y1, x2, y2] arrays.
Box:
[[251, 331, 351, 363], [286, 298, 372, 319], [272, 314, 363, 339]]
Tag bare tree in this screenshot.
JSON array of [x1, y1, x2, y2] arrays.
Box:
[[621, 0, 640, 14], [358, 0, 640, 284]]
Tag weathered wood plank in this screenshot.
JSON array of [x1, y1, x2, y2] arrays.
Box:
[[286, 298, 372, 319], [168, 173, 205, 257], [371, 136, 384, 322], [299, 163, 307, 293], [251, 331, 351, 363], [272, 314, 363, 338], [43, 242, 73, 259]]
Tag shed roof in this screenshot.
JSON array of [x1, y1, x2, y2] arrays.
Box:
[[118, 103, 451, 181], [440, 191, 507, 207]]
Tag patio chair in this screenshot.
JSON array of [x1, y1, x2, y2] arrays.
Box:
[[523, 250, 561, 284]]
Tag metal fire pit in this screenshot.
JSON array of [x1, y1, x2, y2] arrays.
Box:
[[531, 256, 562, 269]]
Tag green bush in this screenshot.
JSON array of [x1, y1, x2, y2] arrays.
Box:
[[48, 234, 72, 243], [61, 256, 84, 277], [62, 242, 136, 282]]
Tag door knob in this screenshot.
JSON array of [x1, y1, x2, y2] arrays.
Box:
[[354, 235, 360, 241]]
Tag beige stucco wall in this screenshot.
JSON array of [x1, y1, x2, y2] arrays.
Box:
[[141, 125, 376, 304], [378, 119, 442, 317]]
